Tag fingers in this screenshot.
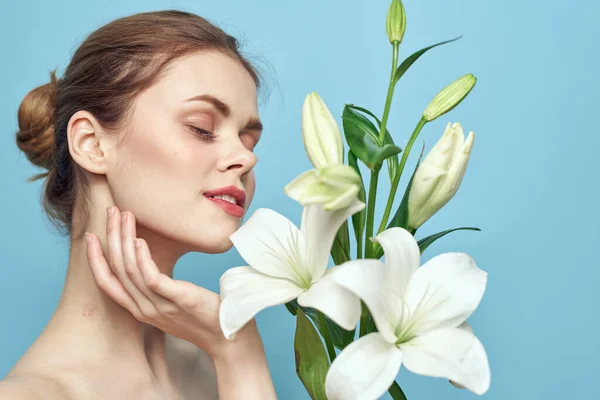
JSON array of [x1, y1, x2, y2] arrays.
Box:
[[120, 211, 170, 307], [104, 206, 157, 318], [86, 205, 196, 322], [134, 238, 189, 305], [134, 238, 215, 311], [85, 232, 142, 318]]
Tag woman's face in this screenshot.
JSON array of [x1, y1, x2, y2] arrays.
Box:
[[105, 50, 261, 254]]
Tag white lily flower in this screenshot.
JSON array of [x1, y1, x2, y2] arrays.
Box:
[[407, 121, 474, 230], [302, 92, 344, 168], [325, 227, 490, 399], [219, 200, 365, 340], [284, 164, 362, 211]]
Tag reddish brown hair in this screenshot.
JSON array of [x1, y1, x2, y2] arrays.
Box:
[[15, 10, 262, 240]]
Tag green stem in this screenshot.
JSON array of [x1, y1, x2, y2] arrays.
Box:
[[360, 44, 402, 333], [364, 169, 380, 258], [378, 43, 399, 144], [356, 186, 364, 260], [318, 311, 336, 363], [388, 381, 408, 400], [377, 117, 427, 234]]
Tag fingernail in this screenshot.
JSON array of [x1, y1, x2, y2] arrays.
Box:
[[107, 206, 115, 216], [121, 212, 127, 223], [135, 239, 141, 249], [85, 233, 92, 243]]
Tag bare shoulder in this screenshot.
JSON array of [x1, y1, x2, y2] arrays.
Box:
[[0, 374, 72, 400], [0, 380, 39, 400]]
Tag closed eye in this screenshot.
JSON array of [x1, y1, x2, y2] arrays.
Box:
[[240, 132, 260, 151], [188, 125, 217, 141]]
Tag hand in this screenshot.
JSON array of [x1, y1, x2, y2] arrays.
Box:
[[84, 205, 256, 359]]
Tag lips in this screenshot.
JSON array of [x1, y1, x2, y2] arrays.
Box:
[[204, 185, 246, 218]]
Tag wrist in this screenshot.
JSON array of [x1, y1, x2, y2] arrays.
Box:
[[212, 319, 265, 366], [210, 319, 277, 399]]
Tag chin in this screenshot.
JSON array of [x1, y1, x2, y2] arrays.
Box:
[[188, 233, 234, 254], [183, 206, 245, 253], [204, 239, 234, 254]]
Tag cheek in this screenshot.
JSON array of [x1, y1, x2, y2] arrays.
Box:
[[109, 122, 213, 219], [245, 170, 257, 205]]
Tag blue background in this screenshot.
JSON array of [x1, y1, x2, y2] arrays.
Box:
[[1, 0, 598, 399]]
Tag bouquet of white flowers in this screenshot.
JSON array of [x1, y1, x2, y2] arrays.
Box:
[[219, 1, 490, 398]]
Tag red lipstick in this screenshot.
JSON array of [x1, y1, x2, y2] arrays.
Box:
[[204, 185, 246, 218]]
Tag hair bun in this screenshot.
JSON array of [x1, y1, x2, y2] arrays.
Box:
[[16, 70, 59, 175]]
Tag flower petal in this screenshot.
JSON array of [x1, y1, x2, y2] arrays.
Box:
[[450, 321, 472, 389], [328, 259, 401, 344], [443, 130, 474, 196], [408, 161, 446, 214], [297, 270, 361, 331], [230, 208, 308, 284], [219, 266, 304, 340], [325, 333, 403, 400], [297, 182, 339, 205], [300, 200, 365, 280], [401, 327, 490, 395], [403, 252, 487, 334], [417, 128, 473, 230], [407, 122, 467, 230], [372, 227, 421, 297], [324, 184, 360, 211], [284, 169, 318, 203]]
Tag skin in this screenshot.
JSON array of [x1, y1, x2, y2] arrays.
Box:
[[1, 50, 277, 399]]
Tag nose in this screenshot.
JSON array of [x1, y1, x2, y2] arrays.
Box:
[[217, 136, 257, 176]]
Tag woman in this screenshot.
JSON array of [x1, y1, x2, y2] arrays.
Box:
[[2, 10, 277, 399]]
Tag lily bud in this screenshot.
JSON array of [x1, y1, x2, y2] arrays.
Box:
[[407, 122, 474, 230], [385, 0, 406, 44], [302, 92, 344, 168], [284, 164, 362, 211], [386, 0, 406, 44], [423, 74, 477, 122]]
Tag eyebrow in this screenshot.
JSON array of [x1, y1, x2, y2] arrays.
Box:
[[185, 94, 263, 133]]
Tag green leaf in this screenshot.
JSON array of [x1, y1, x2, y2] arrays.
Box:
[[289, 299, 356, 350], [388, 142, 426, 230], [331, 220, 351, 265], [348, 150, 366, 248], [317, 313, 356, 351], [342, 106, 402, 170], [285, 300, 298, 316], [346, 104, 399, 184], [393, 36, 463, 84], [294, 309, 329, 400], [343, 104, 380, 144], [374, 143, 426, 259], [418, 227, 481, 254], [364, 315, 377, 335]]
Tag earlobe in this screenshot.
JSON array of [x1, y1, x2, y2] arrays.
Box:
[[67, 110, 109, 175]]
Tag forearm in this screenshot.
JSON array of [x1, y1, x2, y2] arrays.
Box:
[[212, 321, 277, 400]]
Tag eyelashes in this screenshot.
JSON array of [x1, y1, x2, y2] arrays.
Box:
[[188, 125, 217, 141], [187, 125, 259, 153]]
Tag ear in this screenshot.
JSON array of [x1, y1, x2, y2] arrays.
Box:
[[67, 110, 111, 175]]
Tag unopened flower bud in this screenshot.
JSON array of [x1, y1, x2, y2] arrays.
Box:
[[407, 122, 475, 230], [386, 0, 406, 44], [423, 74, 477, 122], [302, 92, 344, 168]]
